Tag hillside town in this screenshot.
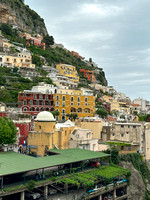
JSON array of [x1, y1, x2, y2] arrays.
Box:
[[0, 1, 150, 200], [0, 27, 149, 200]]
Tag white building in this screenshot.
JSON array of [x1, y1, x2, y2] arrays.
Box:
[[29, 82, 57, 94], [47, 73, 77, 88], [69, 128, 99, 151], [133, 98, 147, 112]]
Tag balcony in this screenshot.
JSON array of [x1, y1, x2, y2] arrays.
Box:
[[78, 139, 90, 144], [19, 96, 34, 100]]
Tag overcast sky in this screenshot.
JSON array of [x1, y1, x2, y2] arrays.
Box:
[[25, 0, 150, 100]]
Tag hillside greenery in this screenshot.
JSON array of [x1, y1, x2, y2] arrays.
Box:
[[57, 165, 130, 190], [0, 66, 54, 103], [0, 19, 107, 104]]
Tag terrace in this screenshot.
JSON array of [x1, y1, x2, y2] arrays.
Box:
[[0, 149, 130, 199]]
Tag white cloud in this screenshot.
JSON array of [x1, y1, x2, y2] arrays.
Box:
[[80, 3, 123, 17]]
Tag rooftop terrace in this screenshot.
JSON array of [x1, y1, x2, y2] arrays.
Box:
[[0, 148, 109, 176]]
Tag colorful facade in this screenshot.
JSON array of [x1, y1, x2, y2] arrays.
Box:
[[18, 92, 55, 117], [56, 64, 79, 83], [14, 119, 31, 145], [53, 93, 95, 121], [28, 112, 76, 157], [24, 33, 46, 50], [0, 52, 35, 68], [80, 69, 95, 82]]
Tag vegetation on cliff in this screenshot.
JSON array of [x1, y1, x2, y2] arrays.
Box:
[[0, 0, 48, 35]]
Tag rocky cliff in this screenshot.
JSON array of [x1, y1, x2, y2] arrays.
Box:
[[0, 0, 48, 35], [120, 161, 145, 200]]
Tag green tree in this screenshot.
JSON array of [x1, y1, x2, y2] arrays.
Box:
[[0, 117, 17, 145], [1, 24, 13, 36], [32, 54, 43, 67], [13, 67, 19, 73], [104, 148, 119, 165], [0, 76, 6, 85], [66, 113, 78, 120], [96, 108, 108, 118], [0, 89, 13, 103], [51, 110, 60, 118], [42, 35, 54, 47]]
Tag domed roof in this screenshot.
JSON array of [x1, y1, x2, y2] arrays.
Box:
[[35, 111, 56, 122]]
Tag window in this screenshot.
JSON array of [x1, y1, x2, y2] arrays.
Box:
[[85, 97, 88, 102], [34, 94, 37, 99], [56, 95, 59, 100], [128, 125, 130, 128], [56, 116, 58, 121], [62, 101, 65, 107], [71, 97, 74, 101], [40, 94, 43, 99], [63, 95, 65, 101], [78, 97, 80, 102], [121, 134, 124, 137], [36, 101, 39, 105], [62, 116, 65, 121], [112, 133, 115, 136], [133, 126, 136, 129], [71, 102, 74, 105], [23, 107, 27, 111], [121, 125, 124, 128], [39, 125, 41, 130], [62, 109, 65, 114], [23, 100, 27, 105], [7, 58, 9, 62], [46, 95, 48, 100], [85, 109, 88, 113], [126, 132, 129, 134], [85, 103, 87, 106], [78, 102, 80, 106], [14, 59, 16, 62], [56, 101, 59, 106], [30, 100, 33, 105]]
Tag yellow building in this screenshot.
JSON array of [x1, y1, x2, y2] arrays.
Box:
[[57, 88, 83, 95], [76, 119, 103, 139], [102, 95, 120, 112], [119, 102, 130, 114], [54, 93, 95, 121], [56, 63, 79, 83], [28, 111, 76, 157], [0, 52, 35, 68]]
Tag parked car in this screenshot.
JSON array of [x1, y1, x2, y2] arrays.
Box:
[[25, 192, 41, 200]]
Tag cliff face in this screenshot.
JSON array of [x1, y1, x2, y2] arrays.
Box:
[[120, 161, 145, 200], [0, 0, 48, 36]]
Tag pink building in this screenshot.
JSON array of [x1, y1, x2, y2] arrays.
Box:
[[25, 33, 46, 50]]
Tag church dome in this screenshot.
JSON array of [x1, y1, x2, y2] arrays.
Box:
[[35, 111, 56, 122]]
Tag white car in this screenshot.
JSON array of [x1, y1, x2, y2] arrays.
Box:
[[25, 192, 41, 200]]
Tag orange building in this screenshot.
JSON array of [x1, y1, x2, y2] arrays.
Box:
[[80, 69, 96, 82]]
